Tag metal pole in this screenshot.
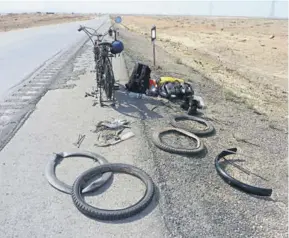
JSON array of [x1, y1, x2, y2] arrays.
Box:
[[151, 25, 156, 67], [153, 40, 156, 66]]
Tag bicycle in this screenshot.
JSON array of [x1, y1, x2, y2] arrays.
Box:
[[78, 22, 123, 107]]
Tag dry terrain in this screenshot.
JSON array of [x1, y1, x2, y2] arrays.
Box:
[[0, 12, 98, 32], [119, 15, 288, 121]]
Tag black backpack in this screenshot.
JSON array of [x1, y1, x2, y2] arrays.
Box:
[[125, 63, 151, 94]]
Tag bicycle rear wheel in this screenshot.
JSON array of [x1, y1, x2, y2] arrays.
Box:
[[103, 58, 115, 100]]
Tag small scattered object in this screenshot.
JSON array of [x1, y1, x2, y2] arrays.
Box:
[[149, 79, 158, 89], [93, 119, 134, 147], [269, 34, 275, 39], [152, 127, 204, 155], [44, 152, 112, 194], [193, 95, 205, 109], [71, 163, 155, 220], [215, 148, 272, 196], [95, 131, 135, 147], [73, 134, 86, 148], [100, 119, 130, 129], [146, 86, 159, 97], [85, 92, 95, 98]]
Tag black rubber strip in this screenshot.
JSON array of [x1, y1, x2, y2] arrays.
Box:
[[71, 163, 155, 220], [215, 148, 272, 196]]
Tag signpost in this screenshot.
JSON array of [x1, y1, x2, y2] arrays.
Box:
[[151, 25, 156, 67]]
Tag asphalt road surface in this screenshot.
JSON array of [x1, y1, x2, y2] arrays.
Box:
[[0, 15, 168, 238], [0, 16, 105, 99]]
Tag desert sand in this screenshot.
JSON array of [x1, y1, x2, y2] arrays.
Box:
[[0, 12, 97, 32]]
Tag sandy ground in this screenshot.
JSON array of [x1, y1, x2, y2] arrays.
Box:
[[119, 15, 288, 121], [0, 12, 97, 32]]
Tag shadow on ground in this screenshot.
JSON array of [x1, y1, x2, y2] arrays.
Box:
[[113, 84, 164, 120]]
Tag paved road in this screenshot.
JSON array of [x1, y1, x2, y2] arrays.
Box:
[[0, 15, 110, 152], [0, 39, 168, 238], [0, 16, 106, 99], [0, 15, 169, 238]]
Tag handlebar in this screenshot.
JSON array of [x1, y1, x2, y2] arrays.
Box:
[[77, 24, 118, 45], [98, 42, 112, 47]]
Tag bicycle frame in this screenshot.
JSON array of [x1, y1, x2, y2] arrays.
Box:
[[78, 23, 120, 107]]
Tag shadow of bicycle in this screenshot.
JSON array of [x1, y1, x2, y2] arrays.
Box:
[[113, 84, 165, 120]]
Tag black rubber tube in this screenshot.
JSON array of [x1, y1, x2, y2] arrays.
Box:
[[170, 114, 214, 136], [152, 127, 205, 155], [215, 148, 272, 196], [45, 152, 112, 194], [71, 163, 155, 220]]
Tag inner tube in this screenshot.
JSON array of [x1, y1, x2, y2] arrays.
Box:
[[45, 151, 112, 194], [170, 114, 214, 136], [215, 148, 272, 196], [152, 127, 204, 155]]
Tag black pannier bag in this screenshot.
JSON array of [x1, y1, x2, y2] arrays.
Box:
[[125, 63, 151, 94], [159, 81, 194, 99]]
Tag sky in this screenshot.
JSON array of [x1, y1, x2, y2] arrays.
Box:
[[0, 0, 288, 18]]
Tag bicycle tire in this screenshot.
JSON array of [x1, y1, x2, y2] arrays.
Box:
[[104, 57, 114, 100], [170, 114, 215, 136], [45, 152, 112, 194], [71, 163, 155, 220], [152, 127, 205, 155], [98, 56, 105, 106], [215, 148, 272, 196]]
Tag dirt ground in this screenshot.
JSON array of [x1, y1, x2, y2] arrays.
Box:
[[0, 12, 97, 32], [119, 15, 288, 121], [117, 25, 288, 238]]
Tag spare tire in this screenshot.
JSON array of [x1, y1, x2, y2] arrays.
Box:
[[71, 163, 155, 220], [170, 114, 214, 136], [45, 151, 112, 194], [152, 127, 204, 155]]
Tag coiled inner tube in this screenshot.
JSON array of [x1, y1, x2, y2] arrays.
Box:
[[45, 152, 112, 194], [71, 163, 155, 220], [152, 127, 205, 155], [170, 114, 214, 136], [215, 148, 272, 196]]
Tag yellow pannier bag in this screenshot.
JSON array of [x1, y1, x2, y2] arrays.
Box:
[[158, 77, 184, 85]]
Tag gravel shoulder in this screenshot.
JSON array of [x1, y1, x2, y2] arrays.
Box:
[[118, 27, 288, 238], [119, 15, 288, 122]]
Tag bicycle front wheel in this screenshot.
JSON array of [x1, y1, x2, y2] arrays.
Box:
[[104, 59, 115, 100]]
